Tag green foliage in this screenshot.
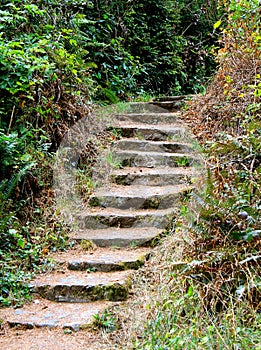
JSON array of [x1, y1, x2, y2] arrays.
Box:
[[0, 267, 33, 308], [93, 310, 117, 333], [133, 281, 261, 349], [0, 205, 69, 307], [0, 0, 91, 306], [189, 0, 261, 242], [122, 0, 186, 94], [78, 0, 221, 97], [0, 0, 92, 134]]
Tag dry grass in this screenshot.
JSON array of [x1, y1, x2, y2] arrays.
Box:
[[99, 222, 260, 349]]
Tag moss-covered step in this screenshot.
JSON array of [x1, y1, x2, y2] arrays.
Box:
[[29, 270, 132, 303], [88, 184, 190, 210], [153, 95, 190, 102], [0, 298, 113, 331], [111, 166, 200, 186], [52, 247, 150, 272], [108, 123, 186, 141], [71, 227, 164, 247], [114, 150, 201, 168], [123, 102, 171, 114], [113, 139, 194, 153], [150, 100, 185, 110], [77, 207, 176, 229], [115, 112, 180, 125]]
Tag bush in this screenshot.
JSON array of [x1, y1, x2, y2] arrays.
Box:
[[0, 0, 90, 307]]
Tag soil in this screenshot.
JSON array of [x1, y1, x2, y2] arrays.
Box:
[[0, 327, 113, 350]]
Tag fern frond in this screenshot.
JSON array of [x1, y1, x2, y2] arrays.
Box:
[[2, 162, 35, 201], [191, 192, 206, 207]]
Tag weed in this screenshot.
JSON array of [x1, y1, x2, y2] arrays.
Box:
[[105, 151, 123, 169], [130, 241, 139, 249], [92, 310, 117, 333], [86, 267, 98, 273], [0, 268, 33, 308], [75, 169, 96, 201], [63, 328, 73, 334], [136, 133, 144, 140], [175, 156, 190, 167], [80, 240, 97, 251], [132, 94, 153, 102]]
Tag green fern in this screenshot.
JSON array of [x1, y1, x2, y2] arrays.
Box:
[[1, 162, 35, 202], [104, 88, 119, 104]]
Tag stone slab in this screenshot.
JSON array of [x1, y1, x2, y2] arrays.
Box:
[[108, 123, 186, 141], [113, 139, 194, 153], [30, 270, 132, 303], [115, 112, 180, 125], [0, 298, 113, 331], [77, 207, 176, 229], [89, 184, 189, 209], [150, 100, 185, 110], [52, 247, 150, 271], [125, 102, 170, 113], [153, 95, 189, 101], [71, 227, 163, 247], [115, 150, 201, 168], [111, 166, 200, 186]]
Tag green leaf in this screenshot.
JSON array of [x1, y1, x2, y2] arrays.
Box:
[[214, 20, 222, 29], [17, 238, 26, 249], [187, 285, 193, 297], [201, 336, 209, 344]]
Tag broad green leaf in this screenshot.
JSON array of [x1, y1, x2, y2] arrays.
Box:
[[17, 238, 26, 249]]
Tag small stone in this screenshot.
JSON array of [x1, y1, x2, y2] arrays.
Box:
[[238, 211, 248, 220]]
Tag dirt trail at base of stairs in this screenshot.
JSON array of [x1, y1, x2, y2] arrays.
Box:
[[0, 327, 113, 350]]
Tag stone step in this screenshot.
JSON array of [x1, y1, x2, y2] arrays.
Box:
[[153, 95, 190, 102], [125, 102, 171, 113], [150, 100, 185, 110], [111, 166, 200, 186], [77, 207, 176, 230], [30, 270, 132, 303], [108, 123, 186, 141], [89, 184, 189, 209], [115, 150, 201, 168], [71, 227, 163, 247], [0, 298, 113, 331], [113, 139, 194, 153], [53, 247, 150, 272], [115, 112, 179, 125]]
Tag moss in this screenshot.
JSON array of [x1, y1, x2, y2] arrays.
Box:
[[80, 239, 97, 251], [88, 197, 100, 207]]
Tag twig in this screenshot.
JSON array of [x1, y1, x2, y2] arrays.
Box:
[[240, 255, 261, 265], [7, 105, 15, 135]]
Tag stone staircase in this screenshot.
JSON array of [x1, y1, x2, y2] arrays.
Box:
[[0, 100, 202, 332]]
